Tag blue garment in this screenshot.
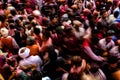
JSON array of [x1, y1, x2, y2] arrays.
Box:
[[115, 14, 120, 22]]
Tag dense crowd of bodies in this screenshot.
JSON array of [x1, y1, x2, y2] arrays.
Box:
[[0, 0, 120, 80]]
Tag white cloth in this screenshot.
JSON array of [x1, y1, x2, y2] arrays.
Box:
[[98, 38, 115, 50], [73, 25, 85, 39], [109, 46, 120, 58], [42, 76, 51, 80], [18, 47, 30, 59], [19, 55, 42, 71]]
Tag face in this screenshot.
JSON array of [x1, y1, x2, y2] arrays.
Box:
[[106, 36, 112, 42], [102, 12, 108, 19], [51, 17, 58, 24], [70, 65, 82, 74]]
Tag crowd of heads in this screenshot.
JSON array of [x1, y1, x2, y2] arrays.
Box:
[[0, 0, 120, 80]]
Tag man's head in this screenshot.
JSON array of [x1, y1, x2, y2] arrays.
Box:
[[0, 27, 9, 38], [18, 47, 30, 58]]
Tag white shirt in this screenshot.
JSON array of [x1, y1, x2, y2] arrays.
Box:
[[19, 55, 42, 71], [98, 38, 115, 50], [109, 46, 120, 58]]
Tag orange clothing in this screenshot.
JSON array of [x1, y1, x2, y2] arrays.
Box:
[[1, 36, 19, 55], [112, 69, 120, 80], [1, 37, 13, 51], [0, 74, 4, 80], [26, 44, 40, 56]]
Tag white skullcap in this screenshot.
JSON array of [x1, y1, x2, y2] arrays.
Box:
[[42, 76, 51, 80], [7, 6, 15, 11], [62, 14, 68, 18], [33, 10, 41, 16], [18, 47, 30, 58], [0, 27, 9, 38]]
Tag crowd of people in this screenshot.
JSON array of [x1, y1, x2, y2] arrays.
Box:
[[0, 0, 120, 80]]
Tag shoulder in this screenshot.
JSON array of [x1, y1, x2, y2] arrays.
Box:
[[99, 38, 106, 43], [62, 73, 69, 80]]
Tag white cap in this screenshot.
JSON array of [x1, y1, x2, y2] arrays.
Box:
[[0, 27, 9, 38], [33, 10, 41, 16], [18, 47, 30, 58], [7, 5, 15, 11]]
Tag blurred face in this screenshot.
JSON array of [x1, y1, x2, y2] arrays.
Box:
[[116, 40, 120, 46], [106, 36, 112, 42], [102, 12, 108, 19], [51, 17, 58, 24], [70, 65, 82, 74]]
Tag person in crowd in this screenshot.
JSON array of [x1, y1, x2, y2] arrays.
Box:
[[26, 36, 41, 56], [98, 29, 115, 58], [113, 1, 120, 17], [109, 39, 120, 59], [62, 55, 106, 80], [97, 9, 109, 37], [72, 20, 85, 40], [40, 30, 53, 52], [18, 47, 43, 72], [0, 0, 120, 80], [0, 27, 19, 55]]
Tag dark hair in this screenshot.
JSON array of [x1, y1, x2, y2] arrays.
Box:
[[100, 9, 106, 16], [10, 9, 17, 16], [2, 65, 12, 80], [7, 57, 17, 67], [71, 56, 82, 67], [9, 23, 16, 29], [28, 15, 34, 22], [108, 56, 119, 64], [30, 70, 42, 80], [42, 30, 51, 40], [34, 27, 41, 35], [31, 21, 38, 27], [68, 73, 80, 80], [7, 19, 14, 23], [114, 11, 119, 18], [106, 29, 115, 37], [0, 15, 6, 22], [26, 36, 35, 45]]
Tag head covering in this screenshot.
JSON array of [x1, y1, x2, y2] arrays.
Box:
[[7, 4, 15, 11], [18, 47, 30, 58], [0, 27, 9, 38], [33, 10, 41, 16]]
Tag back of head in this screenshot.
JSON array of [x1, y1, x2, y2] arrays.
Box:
[[70, 56, 82, 67], [26, 36, 35, 45], [68, 73, 80, 80], [30, 70, 42, 80], [114, 11, 119, 18]]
